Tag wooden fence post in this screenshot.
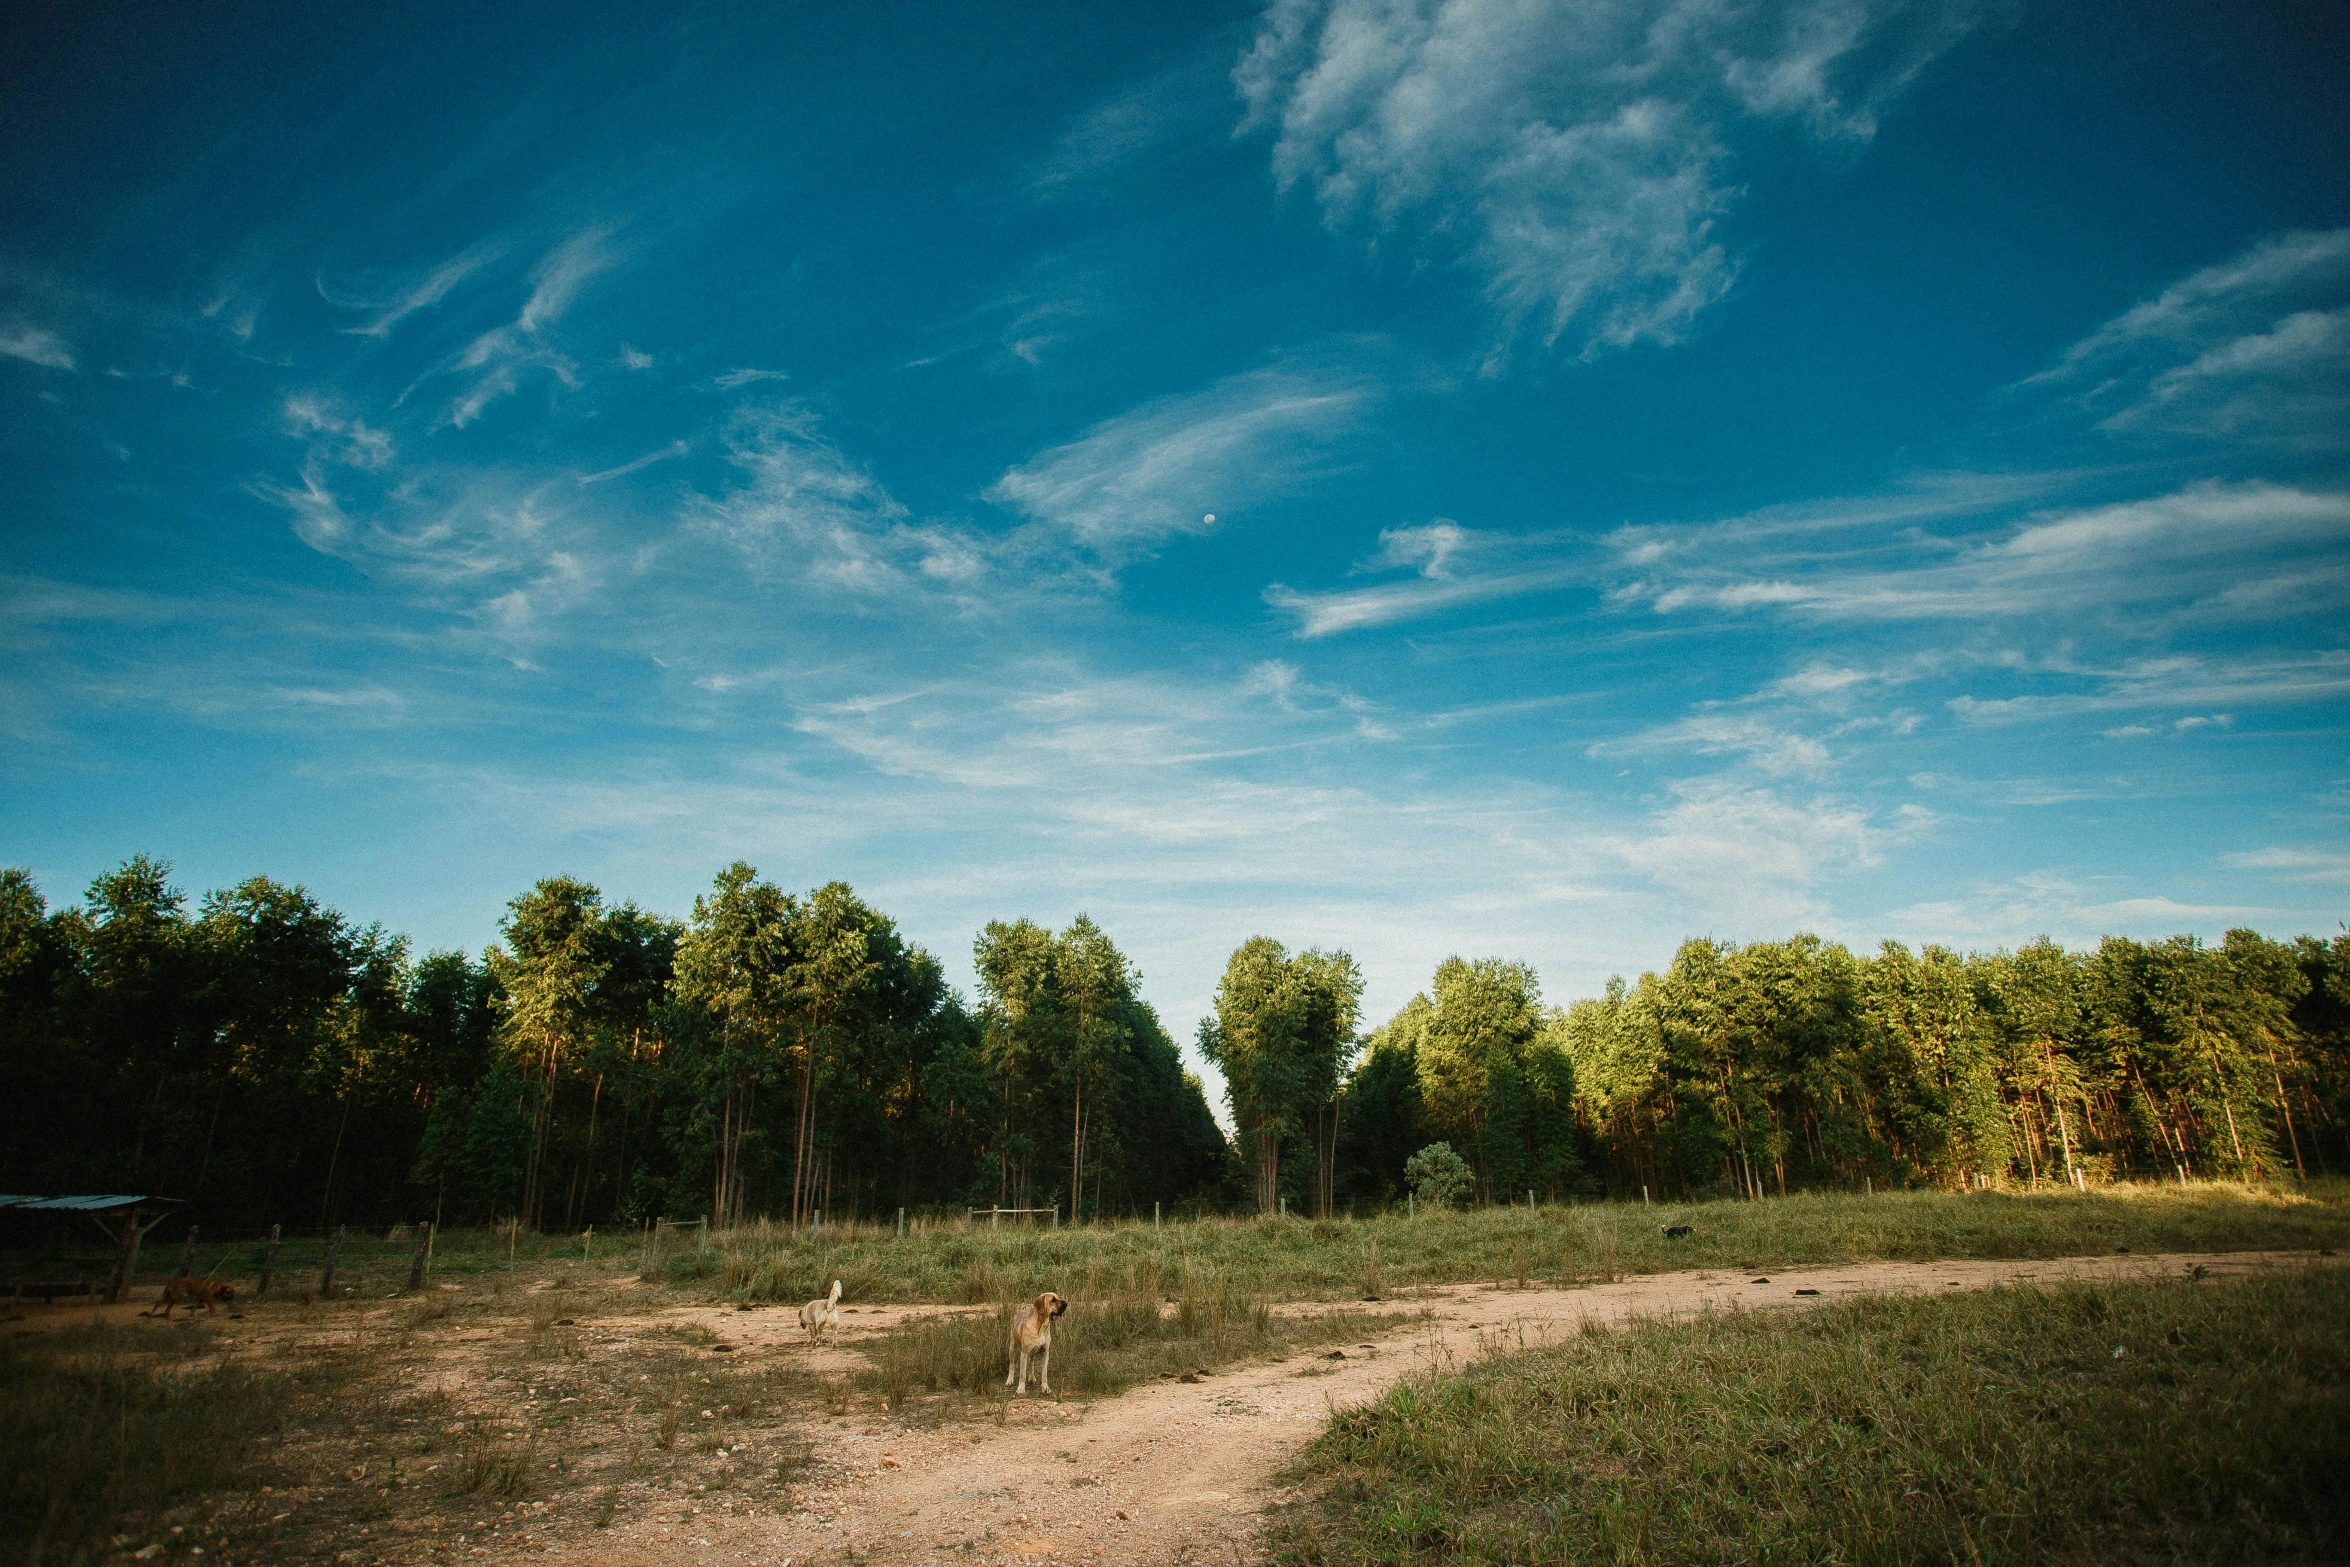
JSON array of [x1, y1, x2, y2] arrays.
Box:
[[408, 1222, 433, 1292], [176, 1224, 200, 1278], [319, 1225, 346, 1297], [896, 1206, 905, 1239], [107, 1211, 146, 1304], [259, 1224, 281, 1296]]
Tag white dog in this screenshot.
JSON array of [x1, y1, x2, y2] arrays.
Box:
[[799, 1278, 843, 1338], [1004, 1291, 1068, 1395]]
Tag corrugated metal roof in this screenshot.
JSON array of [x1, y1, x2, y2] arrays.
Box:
[[0, 1195, 44, 1209], [18, 1195, 181, 1211]]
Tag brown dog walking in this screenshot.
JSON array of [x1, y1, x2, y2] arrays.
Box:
[[148, 1277, 236, 1318]]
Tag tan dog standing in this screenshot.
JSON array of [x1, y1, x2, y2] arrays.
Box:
[[1004, 1291, 1068, 1394], [799, 1278, 843, 1339], [148, 1277, 236, 1318]]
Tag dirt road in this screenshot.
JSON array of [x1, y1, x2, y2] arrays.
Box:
[[549, 1249, 2331, 1567]]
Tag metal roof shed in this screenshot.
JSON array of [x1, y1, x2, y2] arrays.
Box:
[[13, 1195, 183, 1302]]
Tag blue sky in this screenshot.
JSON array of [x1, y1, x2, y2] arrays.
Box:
[[4, 0, 2347, 1081]]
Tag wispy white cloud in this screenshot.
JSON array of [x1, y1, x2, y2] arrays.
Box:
[[1589, 712, 1833, 776], [1267, 560, 1583, 636], [1886, 872, 2269, 951], [282, 396, 395, 470], [1600, 775, 1929, 928], [2223, 846, 2350, 886], [1615, 480, 2350, 622], [517, 229, 617, 332], [327, 241, 503, 338], [1029, 52, 1231, 197], [432, 229, 617, 428], [988, 361, 1374, 550], [1236, 0, 1986, 359], [712, 367, 789, 389], [1269, 470, 2066, 638], [578, 439, 689, 486], [694, 403, 1014, 601], [2025, 227, 2350, 445], [1948, 650, 2350, 725], [0, 323, 76, 371]]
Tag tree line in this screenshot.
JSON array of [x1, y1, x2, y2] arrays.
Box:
[[0, 858, 1225, 1235], [1332, 930, 2350, 1206], [3, 855, 2344, 1234]]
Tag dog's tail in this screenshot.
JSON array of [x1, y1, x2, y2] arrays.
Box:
[[828, 1278, 842, 1305]]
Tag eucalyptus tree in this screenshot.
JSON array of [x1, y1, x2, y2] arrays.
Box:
[[1557, 976, 1672, 1195], [404, 950, 498, 1224], [1414, 957, 1552, 1200], [570, 903, 679, 1225], [672, 863, 794, 1227], [2219, 929, 2313, 1179], [1203, 936, 1361, 1214], [488, 876, 610, 1227], [2291, 933, 2350, 1175], [1984, 938, 2090, 1186], [975, 917, 1058, 1206], [784, 882, 890, 1225], [2142, 935, 2281, 1180], [61, 856, 198, 1182], [0, 869, 80, 1193], [1862, 942, 2007, 1186], [1336, 996, 1431, 1203], [1050, 916, 1138, 1222], [194, 877, 369, 1221], [1204, 937, 1301, 1213], [1290, 948, 1364, 1215]]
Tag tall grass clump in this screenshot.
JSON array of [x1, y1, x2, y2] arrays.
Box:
[[859, 1281, 1405, 1407], [1270, 1265, 2350, 1566], [0, 1328, 307, 1567]]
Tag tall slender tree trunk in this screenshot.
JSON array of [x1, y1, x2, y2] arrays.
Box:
[[583, 1072, 602, 1215], [2042, 1042, 2077, 1183], [790, 1037, 818, 1226], [1069, 1077, 1084, 1225], [194, 1083, 227, 1194], [2269, 1056, 2306, 1179], [713, 1082, 731, 1225], [318, 1092, 354, 1233]]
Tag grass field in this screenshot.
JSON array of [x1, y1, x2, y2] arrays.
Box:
[[25, 1180, 2342, 1311], [683, 1180, 2350, 1306], [2, 1180, 2342, 1566], [1268, 1265, 2350, 1566]]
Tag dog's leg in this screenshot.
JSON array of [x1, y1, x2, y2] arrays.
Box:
[[1039, 1337, 1051, 1395], [1005, 1347, 1018, 1391]]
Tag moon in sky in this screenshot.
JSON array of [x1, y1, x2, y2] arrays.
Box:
[[1202, 512, 1216, 524]]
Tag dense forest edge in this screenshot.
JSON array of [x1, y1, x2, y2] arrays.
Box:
[[2, 856, 2344, 1239]]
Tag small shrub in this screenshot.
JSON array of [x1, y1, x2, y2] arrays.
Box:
[[1404, 1144, 1474, 1210]]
